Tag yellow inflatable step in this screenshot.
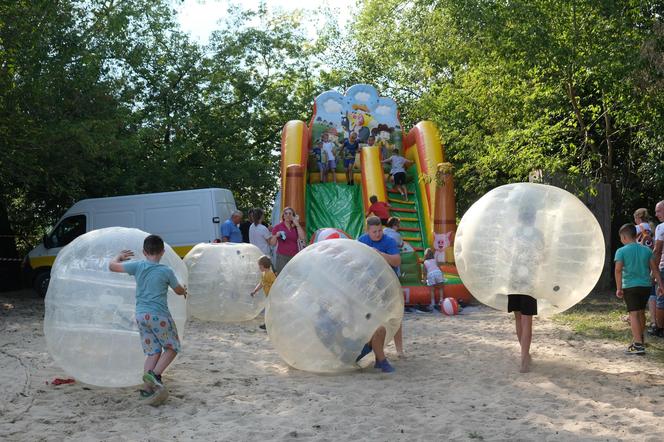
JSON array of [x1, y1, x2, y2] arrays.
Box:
[[388, 198, 415, 205]]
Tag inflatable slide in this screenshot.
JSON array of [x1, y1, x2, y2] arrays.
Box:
[[277, 84, 471, 305]]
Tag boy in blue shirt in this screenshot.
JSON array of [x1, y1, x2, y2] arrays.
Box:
[[356, 216, 403, 372], [615, 224, 664, 355], [342, 132, 360, 185], [110, 234, 187, 403]]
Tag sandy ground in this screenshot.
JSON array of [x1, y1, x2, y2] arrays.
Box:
[[2, 290, 664, 442]]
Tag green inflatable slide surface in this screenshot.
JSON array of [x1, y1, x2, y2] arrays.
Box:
[[305, 183, 365, 240]]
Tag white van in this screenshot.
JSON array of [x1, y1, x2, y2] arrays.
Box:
[[25, 188, 237, 295]]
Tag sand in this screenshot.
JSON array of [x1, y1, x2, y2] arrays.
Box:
[[2, 290, 664, 442]]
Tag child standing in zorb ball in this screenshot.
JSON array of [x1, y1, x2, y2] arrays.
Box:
[[109, 234, 187, 405], [507, 203, 544, 374]]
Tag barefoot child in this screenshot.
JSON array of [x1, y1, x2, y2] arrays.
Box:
[[507, 203, 544, 373], [422, 248, 446, 307], [312, 141, 327, 183], [250, 255, 277, 330], [109, 234, 187, 404], [615, 223, 664, 355], [381, 148, 411, 201], [342, 132, 360, 185]]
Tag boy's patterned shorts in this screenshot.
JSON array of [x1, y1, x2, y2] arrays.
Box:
[[135, 313, 181, 355]]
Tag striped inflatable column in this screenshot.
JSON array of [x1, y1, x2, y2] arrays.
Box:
[[404, 121, 444, 247], [280, 120, 309, 229], [360, 145, 388, 213], [284, 165, 306, 231], [432, 162, 457, 263]]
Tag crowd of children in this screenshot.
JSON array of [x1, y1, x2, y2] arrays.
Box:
[[615, 202, 664, 355], [312, 129, 411, 193]]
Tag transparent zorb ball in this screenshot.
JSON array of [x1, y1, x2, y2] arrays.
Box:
[[184, 243, 264, 322], [44, 227, 187, 387], [454, 183, 605, 316], [266, 239, 404, 373]]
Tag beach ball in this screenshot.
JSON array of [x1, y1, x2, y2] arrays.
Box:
[[310, 227, 352, 244], [183, 243, 264, 322], [441, 298, 460, 316], [266, 239, 403, 373], [454, 183, 605, 316], [44, 227, 187, 388]]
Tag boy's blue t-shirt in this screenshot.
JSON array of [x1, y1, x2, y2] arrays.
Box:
[[614, 242, 653, 288], [123, 260, 180, 316], [358, 233, 399, 273], [343, 139, 360, 158]]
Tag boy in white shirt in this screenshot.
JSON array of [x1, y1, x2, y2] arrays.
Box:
[[321, 133, 338, 184]]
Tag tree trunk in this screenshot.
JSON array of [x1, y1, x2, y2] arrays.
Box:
[[0, 195, 21, 291]]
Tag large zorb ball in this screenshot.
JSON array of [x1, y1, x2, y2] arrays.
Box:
[[266, 239, 403, 373], [454, 183, 605, 316], [44, 227, 187, 387], [184, 243, 264, 322]]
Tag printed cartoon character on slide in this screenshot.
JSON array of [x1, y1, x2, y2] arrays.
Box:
[[434, 231, 454, 264], [347, 104, 375, 141]]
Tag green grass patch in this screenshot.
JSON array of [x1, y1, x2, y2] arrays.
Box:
[[552, 291, 664, 362]]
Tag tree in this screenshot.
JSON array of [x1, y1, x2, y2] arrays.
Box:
[[0, 1, 326, 266], [0, 0, 152, 258], [343, 0, 664, 224]]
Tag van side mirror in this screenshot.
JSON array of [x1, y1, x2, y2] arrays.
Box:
[[43, 234, 51, 249]]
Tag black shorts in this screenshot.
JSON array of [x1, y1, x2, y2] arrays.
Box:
[[393, 172, 406, 185], [623, 286, 650, 312], [507, 294, 538, 316]]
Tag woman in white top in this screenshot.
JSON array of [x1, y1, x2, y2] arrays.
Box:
[[249, 208, 272, 256]]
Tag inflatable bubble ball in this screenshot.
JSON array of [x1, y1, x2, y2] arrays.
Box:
[[44, 227, 187, 387], [441, 298, 460, 316], [266, 239, 404, 373], [454, 183, 605, 316], [310, 227, 351, 244], [183, 243, 264, 322]]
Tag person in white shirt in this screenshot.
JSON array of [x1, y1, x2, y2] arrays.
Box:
[[249, 208, 273, 256], [652, 201, 664, 335], [321, 132, 338, 184]]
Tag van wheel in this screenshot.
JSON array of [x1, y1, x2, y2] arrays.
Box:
[[33, 271, 51, 297]]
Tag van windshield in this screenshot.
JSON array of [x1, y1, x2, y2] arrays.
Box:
[[48, 215, 86, 248]]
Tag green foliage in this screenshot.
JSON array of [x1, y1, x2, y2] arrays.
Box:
[[0, 1, 320, 254], [341, 0, 664, 221]]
